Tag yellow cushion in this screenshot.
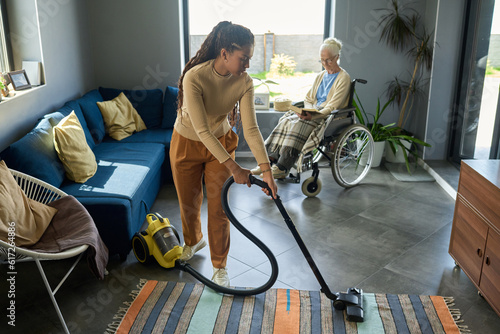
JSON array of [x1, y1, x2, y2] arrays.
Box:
[[97, 92, 147, 141], [0, 160, 58, 246], [53, 111, 97, 183]]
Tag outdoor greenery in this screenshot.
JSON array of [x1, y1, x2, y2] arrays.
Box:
[[251, 70, 318, 102], [269, 53, 297, 77], [486, 63, 500, 76]]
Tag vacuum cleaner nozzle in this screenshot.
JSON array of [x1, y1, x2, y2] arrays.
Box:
[[132, 213, 182, 268]]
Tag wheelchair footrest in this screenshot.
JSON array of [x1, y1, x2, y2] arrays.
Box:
[[280, 172, 301, 183]]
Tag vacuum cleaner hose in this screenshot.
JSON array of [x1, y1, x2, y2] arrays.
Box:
[[176, 175, 279, 296]]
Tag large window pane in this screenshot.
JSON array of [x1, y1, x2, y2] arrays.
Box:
[[188, 0, 326, 103], [450, 0, 500, 162]]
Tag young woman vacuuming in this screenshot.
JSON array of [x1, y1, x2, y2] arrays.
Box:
[[171, 21, 278, 287]]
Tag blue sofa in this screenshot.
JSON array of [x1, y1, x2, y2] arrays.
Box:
[[1, 86, 179, 258]]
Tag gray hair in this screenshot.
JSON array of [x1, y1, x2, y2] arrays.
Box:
[[320, 37, 342, 57]]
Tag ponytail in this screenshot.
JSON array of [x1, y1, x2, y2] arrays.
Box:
[[177, 21, 254, 111]]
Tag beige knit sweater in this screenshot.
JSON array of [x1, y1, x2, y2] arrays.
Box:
[[174, 59, 269, 164], [304, 69, 351, 120]]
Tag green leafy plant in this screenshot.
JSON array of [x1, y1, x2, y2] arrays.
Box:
[[0, 74, 6, 90], [486, 60, 500, 76], [354, 91, 431, 173], [251, 76, 280, 97], [353, 92, 395, 142]]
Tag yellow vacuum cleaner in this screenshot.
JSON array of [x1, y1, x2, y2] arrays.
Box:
[[132, 213, 183, 268]]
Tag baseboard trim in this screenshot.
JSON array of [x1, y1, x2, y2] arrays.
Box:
[[418, 159, 457, 200]]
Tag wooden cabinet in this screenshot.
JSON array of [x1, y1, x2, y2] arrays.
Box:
[[449, 160, 500, 317]]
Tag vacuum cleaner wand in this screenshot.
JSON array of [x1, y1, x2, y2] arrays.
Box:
[[246, 175, 364, 322]]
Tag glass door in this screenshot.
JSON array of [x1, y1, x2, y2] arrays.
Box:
[[450, 0, 500, 164]]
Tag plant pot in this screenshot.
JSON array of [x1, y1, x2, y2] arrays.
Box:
[[371, 141, 386, 168], [357, 139, 371, 166], [385, 139, 412, 163]]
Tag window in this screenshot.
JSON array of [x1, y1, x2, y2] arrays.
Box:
[[0, 0, 12, 73], [185, 0, 329, 103]]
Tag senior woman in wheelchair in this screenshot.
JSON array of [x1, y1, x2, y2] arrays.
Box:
[[252, 37, 351, 179]]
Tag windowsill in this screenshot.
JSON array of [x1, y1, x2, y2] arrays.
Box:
[[255, 108, 285, 113], [0, 85, 46, 106]]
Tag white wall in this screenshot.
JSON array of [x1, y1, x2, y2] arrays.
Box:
[[0, 0, 466, 161], [0, 0, 95, 152], [7, 0, 42, 70], [332, 0, 415, 127], [0, 0, 183, 152], [332, 0, 465, 160], [86, 0, 182, 90]]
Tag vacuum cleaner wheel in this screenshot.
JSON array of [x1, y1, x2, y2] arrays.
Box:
[[132, 232, 151, 264], [333, 299, 346, 310]]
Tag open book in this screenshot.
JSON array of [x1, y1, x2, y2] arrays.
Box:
[[290, 105, 322, 116]]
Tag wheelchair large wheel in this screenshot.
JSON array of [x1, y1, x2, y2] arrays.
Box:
[[331, 124, 374, 188]]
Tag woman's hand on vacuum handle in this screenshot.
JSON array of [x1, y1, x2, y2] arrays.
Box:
[[224, 159, 252, 187], [261, 166, 278, 199]]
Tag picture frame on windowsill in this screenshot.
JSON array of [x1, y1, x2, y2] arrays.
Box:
[[254, 92, 270, 110], [8, 70, 31, 91]]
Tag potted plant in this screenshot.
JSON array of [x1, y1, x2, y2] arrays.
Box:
[[0, 73, 9, 99], [0, 81, 4, 101], [376, 0, 434, 162], [251, 75, 279, 109], [353, 94, 395, 168], [354, 92, 431, 173]]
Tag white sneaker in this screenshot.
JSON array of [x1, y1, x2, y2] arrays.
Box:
[[267, 165, 286, 179], [179, 238, 207, 261], [212, 267, 230, 287], [250, 165, 262, 175]]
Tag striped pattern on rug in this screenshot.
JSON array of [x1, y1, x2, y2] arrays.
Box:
[[106, 280, 466, 334]]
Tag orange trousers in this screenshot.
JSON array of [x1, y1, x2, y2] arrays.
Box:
[[169, 129, 238, 268]]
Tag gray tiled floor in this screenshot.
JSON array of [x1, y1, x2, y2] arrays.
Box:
[[2, 158, 500, 333]]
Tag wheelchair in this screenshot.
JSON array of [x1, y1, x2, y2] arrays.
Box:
[[284, 79, 374, 197]]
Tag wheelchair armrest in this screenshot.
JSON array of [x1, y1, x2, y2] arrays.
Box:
[[331, 106, 355, 117]]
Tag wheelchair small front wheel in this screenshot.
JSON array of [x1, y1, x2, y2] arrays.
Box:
[[331, 124, 374, 188], [301, 177, 322, 197]]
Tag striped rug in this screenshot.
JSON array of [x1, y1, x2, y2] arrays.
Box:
[[106, 280, 467, 334]]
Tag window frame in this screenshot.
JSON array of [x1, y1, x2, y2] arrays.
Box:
[[0, 0, 13, 73]]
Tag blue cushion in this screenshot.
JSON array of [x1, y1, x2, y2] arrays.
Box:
[[102, 128, 173, 146], [0, 118, 65, 187], [161, 86, 178, 129], [77, 90, 105, 144], [99, 87, 163, 129], [59, 142, 165, 200], [58, 142, 165, 256], [44, 100, 96, 150]]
